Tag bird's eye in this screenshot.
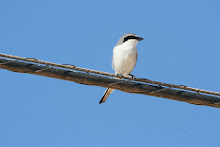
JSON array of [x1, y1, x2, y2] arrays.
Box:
[[123, 35, 137, 42]]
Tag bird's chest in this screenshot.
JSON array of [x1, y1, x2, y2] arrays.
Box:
[[112, 45, 137, 75], [113, 45, 137, 62]]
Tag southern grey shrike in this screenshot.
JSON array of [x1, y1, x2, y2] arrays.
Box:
[[99, 33, 143, 104]]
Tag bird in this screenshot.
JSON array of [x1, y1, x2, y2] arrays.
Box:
[[99, 33, 143, 104]]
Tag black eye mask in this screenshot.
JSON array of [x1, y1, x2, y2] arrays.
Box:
[[123, 35, 139, 42]]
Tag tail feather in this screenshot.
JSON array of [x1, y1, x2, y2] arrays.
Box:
[[99, 88, 114, 104]]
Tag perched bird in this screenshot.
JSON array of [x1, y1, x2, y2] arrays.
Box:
[[99, 33, 143, 104]]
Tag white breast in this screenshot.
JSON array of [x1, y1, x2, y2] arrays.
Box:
[[112, 40, 138, 76]]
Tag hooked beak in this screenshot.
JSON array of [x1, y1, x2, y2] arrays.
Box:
[[137, 37, 144, 41]]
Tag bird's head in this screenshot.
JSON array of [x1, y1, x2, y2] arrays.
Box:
[[116, 33, 143, 46]]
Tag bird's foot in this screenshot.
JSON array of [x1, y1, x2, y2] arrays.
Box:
[[116, 73, 124, 79], [129, 74, 137, 80]]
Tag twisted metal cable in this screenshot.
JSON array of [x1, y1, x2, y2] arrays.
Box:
[[1, 53, 220, 97]]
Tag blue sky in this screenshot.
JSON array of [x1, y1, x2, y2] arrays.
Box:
[[0, 1, 220, 147]]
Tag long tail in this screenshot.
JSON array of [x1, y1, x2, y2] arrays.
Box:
[[99, 88, 115, 104]]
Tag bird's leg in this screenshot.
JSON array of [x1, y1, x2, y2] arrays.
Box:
[[129, 74, 137, 80], [116, 73, 123, 79]]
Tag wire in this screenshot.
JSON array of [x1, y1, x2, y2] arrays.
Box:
[[1, 53, 220, 97]]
